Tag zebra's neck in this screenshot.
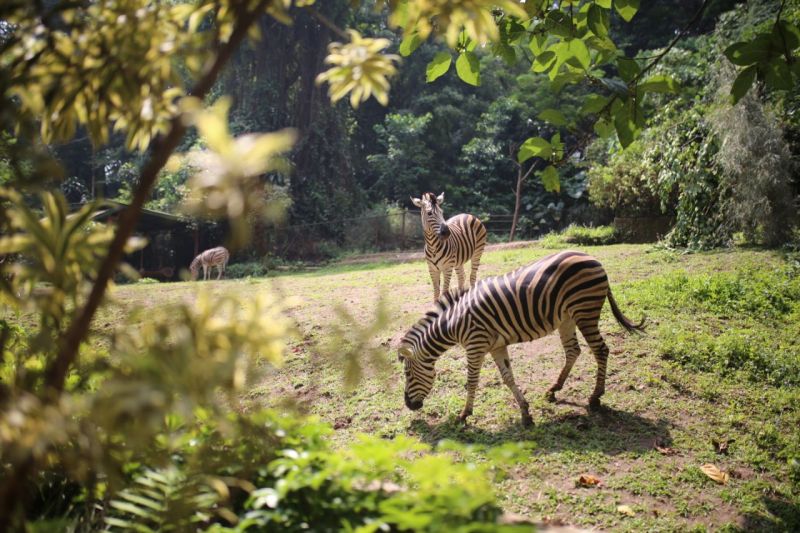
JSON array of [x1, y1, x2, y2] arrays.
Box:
[[424, 229, 447, 252]]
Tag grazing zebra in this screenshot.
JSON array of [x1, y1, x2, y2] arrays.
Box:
[[411, 192, 487, 302], [189, 246, 229, 281], [397, 251, 645, 426]]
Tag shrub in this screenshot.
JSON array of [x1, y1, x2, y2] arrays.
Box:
[[539, 225, 616, 248], [102, 410, 529, 532], [226, 262, 268, 279]]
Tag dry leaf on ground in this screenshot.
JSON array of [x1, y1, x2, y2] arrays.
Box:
[[656, 445, 677, 456], [701, 463, 729, 484], [712, 438, 734, 455], [617, 505, 636, 517], [577, 474, 601, 487]]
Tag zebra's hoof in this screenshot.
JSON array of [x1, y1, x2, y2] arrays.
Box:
[[545, 390, 557, 403], [588, 397, 602, 411]]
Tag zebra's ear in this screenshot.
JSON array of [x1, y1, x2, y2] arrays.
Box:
[[411, 197, 422, 208], [436, 192, 444, 205], [398, 346, 413, 362]]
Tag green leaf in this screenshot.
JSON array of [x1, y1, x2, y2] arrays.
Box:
[[613, 101, 641, 148], [399, 33, 422, 57], [724, 36, 771, 66], [593, 117, 615, 138], [538, 108, 567, 126], [540, 165, 560, 193], [614, 0, 639, 22], [764, 58, 793, 90], [730, 65, 757, 104], [566, 38, 591, 70], [617, 57, 640, 82], [529, 34, 546, 55], [596, 0, 612, 8], [493, 42, 517, 65], [426, 52, 452, 82], [771, 20, 800, 51], [587, 4, 608, 37], [580, 94, 609, 114], [546, 10, 574, 38], [532, 50, 557, 73], [455, 51, 481, 86], [518, 137, 552, 163], [638, 74, 679, 93]]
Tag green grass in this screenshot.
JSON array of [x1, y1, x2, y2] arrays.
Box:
[[103, 244, 800, 531]]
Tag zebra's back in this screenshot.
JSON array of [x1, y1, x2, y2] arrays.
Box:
[[427, 213, 486, 267], [456, 251, 608, 345]]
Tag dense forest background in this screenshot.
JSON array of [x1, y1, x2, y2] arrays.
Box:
[[51, 0, 798, 259]]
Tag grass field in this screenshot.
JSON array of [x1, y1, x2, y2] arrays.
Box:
[[106, 243, 800, 532]]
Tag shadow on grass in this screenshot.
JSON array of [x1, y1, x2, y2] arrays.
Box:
[[740, 496, 800, 533], [409, 404, 672, 455]]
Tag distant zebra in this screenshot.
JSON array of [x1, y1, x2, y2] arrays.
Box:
[[189, 246, 229, 281], [398, 251, 645, 426], [412, 192, 487, 302]]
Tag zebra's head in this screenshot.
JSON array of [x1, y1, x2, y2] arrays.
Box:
[[397, 340, 433, 411], [189, 255, 202, 280], [397, 293, 461, 411], [411, 192, 450, 238]]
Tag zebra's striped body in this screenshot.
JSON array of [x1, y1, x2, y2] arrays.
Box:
[[398, 251, 644, 426], [190, 246, 229, 281], [412, 192, 487, 302]]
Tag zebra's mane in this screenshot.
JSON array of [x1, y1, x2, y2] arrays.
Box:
[[433, 287, 468, 314]]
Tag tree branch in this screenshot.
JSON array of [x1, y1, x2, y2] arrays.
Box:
[[44, 0, 269, 394]]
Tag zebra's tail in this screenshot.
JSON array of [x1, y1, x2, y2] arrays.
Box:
[[607, 289, 646, 333]]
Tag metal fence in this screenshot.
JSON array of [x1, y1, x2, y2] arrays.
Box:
[[261, 210, 521, 259]]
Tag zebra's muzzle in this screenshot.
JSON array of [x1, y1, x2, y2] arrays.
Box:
[[438, 224, 450, 238], [404, 392, 423, 411]]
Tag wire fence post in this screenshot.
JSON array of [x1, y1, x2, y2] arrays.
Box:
[[401, 209, 406, 249]]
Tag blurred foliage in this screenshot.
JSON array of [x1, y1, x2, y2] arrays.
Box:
[[538, 224, 616, 248]]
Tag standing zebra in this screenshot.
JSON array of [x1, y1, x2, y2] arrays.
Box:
[[398, 251, 644, 426], [412, 192, 487, 302], [189, 246, 229, 281]]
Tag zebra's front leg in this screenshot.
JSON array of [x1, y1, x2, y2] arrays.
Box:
[[458, 349, 486, 424], [428, 265, 441, 302], [442, 268, 453, 296], [216, 265, 223, 280], [455, 265, 466, 292], [491, 347, 532, 427]]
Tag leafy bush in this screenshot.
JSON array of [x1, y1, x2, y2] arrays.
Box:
[[226, 262, 269, 279], [539, 225, 616, 248], [103, 410, 529, 533]]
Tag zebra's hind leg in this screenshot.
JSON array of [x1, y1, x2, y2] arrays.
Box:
[[455, 265, 466, 291], [546, 320, 581, 403], [491, 347, 532, 427], [576, 318, 610, 410], [458, 348, 487, 425]]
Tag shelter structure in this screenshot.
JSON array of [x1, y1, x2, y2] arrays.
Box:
[[91, 200, 219, 280]]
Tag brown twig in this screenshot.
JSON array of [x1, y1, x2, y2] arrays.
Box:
[[305, 6, 349, 40]]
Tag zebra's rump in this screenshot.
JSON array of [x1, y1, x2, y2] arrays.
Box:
[[426, 213, 487, 267], [457, 251, 609, 344]]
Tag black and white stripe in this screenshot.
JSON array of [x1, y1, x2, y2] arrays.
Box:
[[398, 251, 644, 426], [411, 192, 487, 302], [189, 246, 229, 280]]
